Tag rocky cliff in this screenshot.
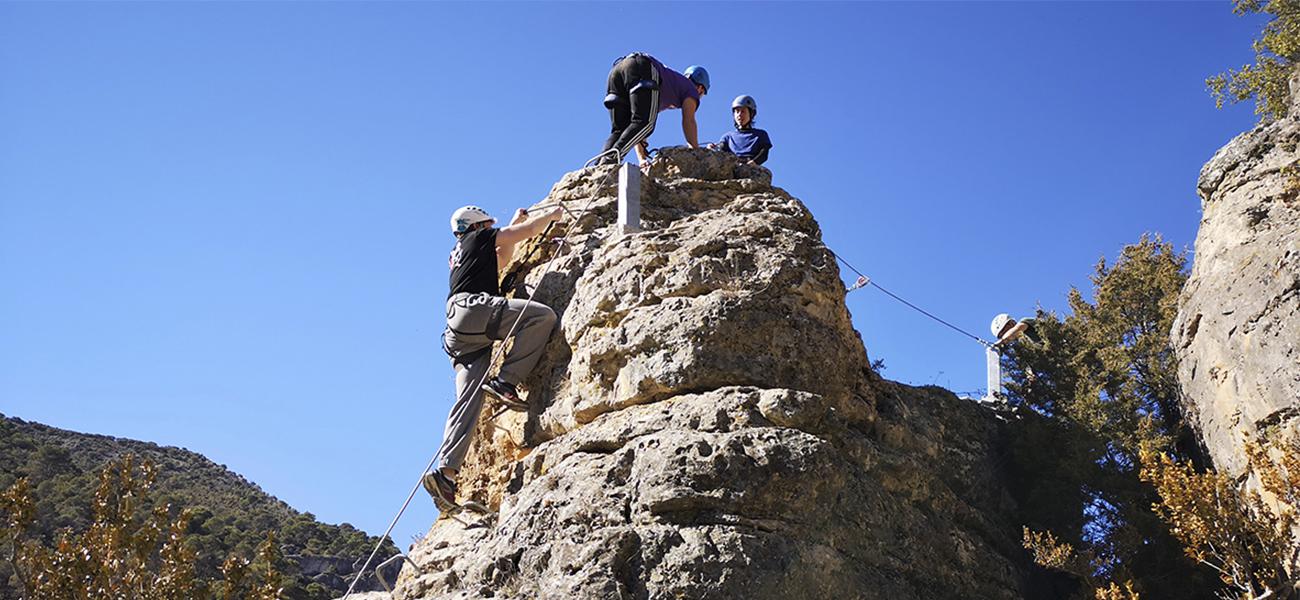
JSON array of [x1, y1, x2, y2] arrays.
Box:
[[1171, 83, 1300, 479], [393, 148, 1044, 599]]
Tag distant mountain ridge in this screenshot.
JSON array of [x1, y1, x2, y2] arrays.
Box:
[[0, 413, 398, 600]]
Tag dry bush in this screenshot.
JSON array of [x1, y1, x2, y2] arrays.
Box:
[[1, 454, 283, 599], [1140, 437, 1300, 599]]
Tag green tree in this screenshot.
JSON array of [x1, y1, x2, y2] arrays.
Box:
[[1006, 235, 1217, 598], [1208, 0, 1300, 120], [1007, 234, 1198, 462]]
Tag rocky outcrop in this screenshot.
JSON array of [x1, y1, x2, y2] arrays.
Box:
[[296, 554, 401, 595], [1171, 85, 1300, 479], [393, 148, 1041, 599]]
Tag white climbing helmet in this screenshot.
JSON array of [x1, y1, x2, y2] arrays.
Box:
[[991, 313, 1015, 338], [450, 205, 494, 234]]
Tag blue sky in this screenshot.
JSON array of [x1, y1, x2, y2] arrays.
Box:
[[0, 2, 1263, 550]]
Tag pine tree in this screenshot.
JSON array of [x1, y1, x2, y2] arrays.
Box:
[[1009, 235, 1217, 598]]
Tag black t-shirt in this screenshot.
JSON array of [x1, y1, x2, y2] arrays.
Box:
[[448, 228, 500, 298]]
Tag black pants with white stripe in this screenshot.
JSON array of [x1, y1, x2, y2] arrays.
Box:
[[602, 53, 660, 161]]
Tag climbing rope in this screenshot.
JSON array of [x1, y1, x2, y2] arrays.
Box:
[[822, 246, 995, 349], [341, 156, 623, 599]]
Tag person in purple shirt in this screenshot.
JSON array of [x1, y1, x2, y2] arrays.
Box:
[[600, 53, 709, 165], [710, 95, 773, 166]]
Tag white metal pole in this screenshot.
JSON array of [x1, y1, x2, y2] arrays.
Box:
[[985, 345, 1001, 401], [618, 163, 641, 234]]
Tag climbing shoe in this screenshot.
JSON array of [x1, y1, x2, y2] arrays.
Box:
[[481, 377, 528, 412], [422, 470, 457, 512]]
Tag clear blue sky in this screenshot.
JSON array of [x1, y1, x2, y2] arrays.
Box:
[[0, 2, 1263, 550]]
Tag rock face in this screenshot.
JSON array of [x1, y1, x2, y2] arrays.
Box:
[[1171, 93, 1300, 479], [393, 148, 1040, 599]]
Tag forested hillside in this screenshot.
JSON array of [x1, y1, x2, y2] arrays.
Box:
[[0, 414, 398, 599]]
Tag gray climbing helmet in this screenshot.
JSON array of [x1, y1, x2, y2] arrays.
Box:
[[731, 94, 757, 118]]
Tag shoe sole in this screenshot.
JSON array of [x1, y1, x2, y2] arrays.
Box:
[[481, 384, 529, 412], [422, 474, 457, 512]]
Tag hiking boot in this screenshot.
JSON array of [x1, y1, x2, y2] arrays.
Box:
[[482, 377, 529, 412], [422, 470, 457, 512]]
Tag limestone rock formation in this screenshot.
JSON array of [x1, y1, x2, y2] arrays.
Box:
[[393, 148, 1040, 599], [1171, 87, 1300, 478]]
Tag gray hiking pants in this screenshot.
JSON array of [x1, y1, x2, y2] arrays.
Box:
[[435, 292, 557, 472]]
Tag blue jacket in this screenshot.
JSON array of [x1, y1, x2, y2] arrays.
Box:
[[718, 127, 772, 165]]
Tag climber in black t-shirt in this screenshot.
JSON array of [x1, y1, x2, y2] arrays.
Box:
[[424, 204, 563, 511]]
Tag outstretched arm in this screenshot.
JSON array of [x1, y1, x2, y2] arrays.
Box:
[[993, 321, 1030, 347], [681, 97, 700, 148], [496, 208, 562, 265]]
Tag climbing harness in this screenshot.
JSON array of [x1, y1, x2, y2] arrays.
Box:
[[824, 246, 995, 349], [342, 156, 623, 600]]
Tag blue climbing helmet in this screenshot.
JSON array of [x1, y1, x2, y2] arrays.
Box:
[[683, 65, 710, 94], [731, 94, 757, 118]]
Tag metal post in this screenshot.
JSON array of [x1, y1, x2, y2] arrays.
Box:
[[985, 346, 1001, 402], [618, 163, 641, 234]]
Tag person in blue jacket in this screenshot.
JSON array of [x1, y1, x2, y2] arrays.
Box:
[[711, 95, 772, 165]]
